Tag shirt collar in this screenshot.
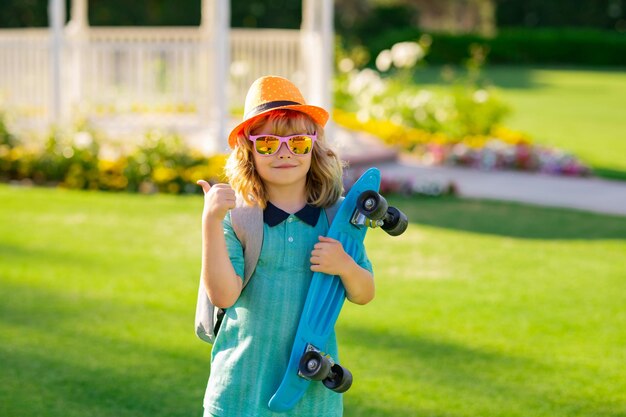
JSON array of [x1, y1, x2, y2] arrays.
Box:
[[263, 202, 321, 227]]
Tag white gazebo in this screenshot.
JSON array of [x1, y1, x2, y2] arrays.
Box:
[[1, 0, 334, 152]]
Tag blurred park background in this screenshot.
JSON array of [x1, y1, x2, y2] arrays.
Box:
[[1, 1, 626, 417]]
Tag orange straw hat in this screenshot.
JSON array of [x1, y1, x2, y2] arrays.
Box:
[[228, 76, 329, 148]]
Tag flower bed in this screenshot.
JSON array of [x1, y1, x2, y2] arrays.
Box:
[[334, 110, 591, 176], [0, 116, 227, 194], [334, 40, 592, 177], [1, 114, 445, 198]]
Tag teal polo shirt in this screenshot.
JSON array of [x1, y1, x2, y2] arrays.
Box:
[[203, 202, 373, 417]]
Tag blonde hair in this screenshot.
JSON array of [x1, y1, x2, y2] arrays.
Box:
[[225, 110, 344, 209]]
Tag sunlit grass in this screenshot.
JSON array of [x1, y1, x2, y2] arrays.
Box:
[[1, 185, 625, 417]]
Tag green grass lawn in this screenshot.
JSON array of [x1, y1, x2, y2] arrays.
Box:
[[1, 185, 625, 417], [416, 66, 626, 179]]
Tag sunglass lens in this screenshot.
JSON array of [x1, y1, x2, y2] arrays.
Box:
[[255, 136, 280, 155], [288, 136, 313, 155]]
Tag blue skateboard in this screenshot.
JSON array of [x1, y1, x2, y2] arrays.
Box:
[[268, 168, 408, 412]]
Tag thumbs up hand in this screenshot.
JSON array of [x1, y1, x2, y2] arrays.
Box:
[[197, 180, 236, 223]]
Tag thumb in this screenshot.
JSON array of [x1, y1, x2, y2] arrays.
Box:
[[196, 180, 211, 194]]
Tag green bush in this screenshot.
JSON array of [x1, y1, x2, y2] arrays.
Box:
[[334, 39, 511, 140], [484, 28, 626, 66], [359, 28, 626, 67], [496, 0, 623, 29]]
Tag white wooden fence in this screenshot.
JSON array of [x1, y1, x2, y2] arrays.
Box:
[[0, 29, 50, 121], [0, 27, 302, 129]]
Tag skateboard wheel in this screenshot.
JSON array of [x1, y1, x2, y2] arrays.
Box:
[[299, 351, 331, 381], [381, 206, 408, 236], [357, 190, 388, 220], [323, 364, 353, 393]]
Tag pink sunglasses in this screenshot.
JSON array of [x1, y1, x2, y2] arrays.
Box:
[[247, 133, 317, 156]]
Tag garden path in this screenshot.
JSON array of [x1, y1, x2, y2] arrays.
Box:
[[334, 126, 626, 217]]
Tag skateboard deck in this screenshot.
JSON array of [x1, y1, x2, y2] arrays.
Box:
[[268, 167, 381, 412]]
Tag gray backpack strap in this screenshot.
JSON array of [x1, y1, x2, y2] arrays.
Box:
[[230, 195, 263, 287], [195, 195, 263, 344], [324, 196, 344, 226]]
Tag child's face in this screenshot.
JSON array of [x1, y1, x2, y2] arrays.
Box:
[[250, 119, 312, 192]]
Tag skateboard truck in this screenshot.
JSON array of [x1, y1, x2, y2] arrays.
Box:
[[350, 210, 385, 228], [352, 190, 408, 236], [297, 344, 353, 393], [297, 344, 335, 380]]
